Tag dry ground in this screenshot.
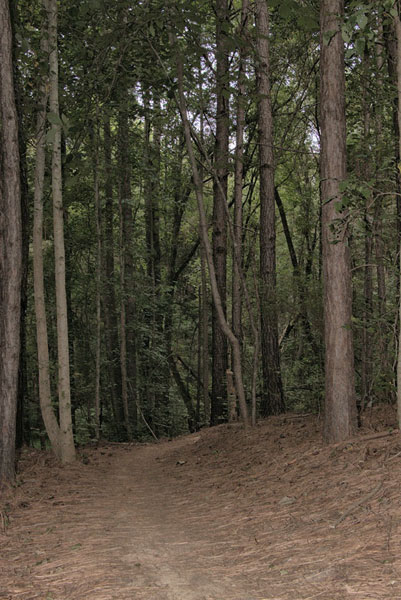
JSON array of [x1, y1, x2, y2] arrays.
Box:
[[2, 406, 401, 599]]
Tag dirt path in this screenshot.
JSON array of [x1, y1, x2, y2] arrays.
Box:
[[3, 411, 401, 599], [1, 436, 260, 600]]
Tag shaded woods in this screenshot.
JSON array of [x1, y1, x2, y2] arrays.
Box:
[[2, 0, 401, 484]]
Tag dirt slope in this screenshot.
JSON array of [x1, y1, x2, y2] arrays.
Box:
[[2, 406, 401, 599]]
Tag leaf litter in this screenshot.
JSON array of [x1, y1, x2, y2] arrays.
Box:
[[1, 405, 401, 599]]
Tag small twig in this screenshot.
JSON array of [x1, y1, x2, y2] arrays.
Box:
[[331, 481, 383, 529], [387, 450, 401, 462], [332, 429, 399, 450], [137, 405, 159, 442]]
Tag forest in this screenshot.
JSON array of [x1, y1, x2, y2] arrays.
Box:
[[1, 0, 401, 486]]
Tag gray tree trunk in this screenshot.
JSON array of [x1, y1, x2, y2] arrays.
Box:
[[47, 0, 75, 462]]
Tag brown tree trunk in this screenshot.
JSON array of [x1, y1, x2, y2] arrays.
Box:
[[47, 0, 75, 463], [10, 0, 29, 449], [232, 0, 249, 347], [255, 0, 285, 416], [0, 0, 22, 485], [211, 0, 229, 425], [103, 113, 123, 435], [143, 92, 166, 434], [92, 116, 102, 440], [394, 3, 401, 429], [360, 49, 373, 413], [320, 0, 356, 442], [374, 16, 388, 398], [200, 243, 210, 424], [32, 22, 62, 460], [118, 108, 136, 439], [175, 40, 249, 429]]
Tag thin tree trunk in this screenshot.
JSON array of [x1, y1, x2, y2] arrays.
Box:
[[375, 18, 387, 323], [175, 43, 249, 428], [374, 16, 388, 398], [200, 243, 210, 424], [320, 0, 356, 442], [118, 108, 136, 439], [232, 0, 249, 346], [198, 83, 210, 426], [92, 116, 101, 440], [255, 0, 285, 416], [47, 0, 75, 463], [10, 0, 29, 449], [32, 26, 62, 459], [394, 4, 401, 429], [211, 0, 229, 425], [0, 0, 22, 485], [103, 113, 123, 434], [360, 50, 373, 413], [119, 193, 131, 439]]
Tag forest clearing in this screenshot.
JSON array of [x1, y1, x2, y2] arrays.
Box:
[[2, 406, 401, 600]]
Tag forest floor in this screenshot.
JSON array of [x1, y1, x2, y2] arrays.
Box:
[[2, 406, 401, 599]]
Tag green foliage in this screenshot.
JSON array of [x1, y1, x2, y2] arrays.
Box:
[[17, 0, 400, 447]]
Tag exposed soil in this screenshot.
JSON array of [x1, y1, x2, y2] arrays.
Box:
[[2, 406, 401, 599]]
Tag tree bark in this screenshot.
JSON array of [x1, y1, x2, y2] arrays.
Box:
[[32, 24, 62, 460], [10, 0, 29, 449], [118, 109, 135, 439], [320, 0, 356, 443], [394, 4, 401, 429], [103, 113, 124, 434], [211, 0, 229, 425], [0, 0, 22, 486], [232, 0, 249, 347], [175, 41, 249, 429], [47, 0, 75, 462], [255, 0, 285, 416], [91, 116, 102, 440]]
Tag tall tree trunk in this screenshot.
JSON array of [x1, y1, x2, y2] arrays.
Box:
[[200, 243, 210, 424], [10, 0, 29, 449], [32, 25, 62, 460], [374, 16, 388, 397], [255, 0, 285, 416], [91, 116, 102, 440], [118, 108, 135, 439], [211, 0, 229, 426], [394, 3, 401, 429], [47, 0, 75, 462], [320, 0, 356, 442], [232, 0, 249, 346], [360, 49, 373, 413], [0, 0, 22, 485], [103, 113, 124, 435], [143, 92, 166, 434], [175, 40, 249, 429]]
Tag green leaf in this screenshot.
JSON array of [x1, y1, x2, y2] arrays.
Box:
[[341, 25, 351, 44], [356, 12, 368, 30], [355, 38, 365, 55], [298, 14, 319, 32]]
